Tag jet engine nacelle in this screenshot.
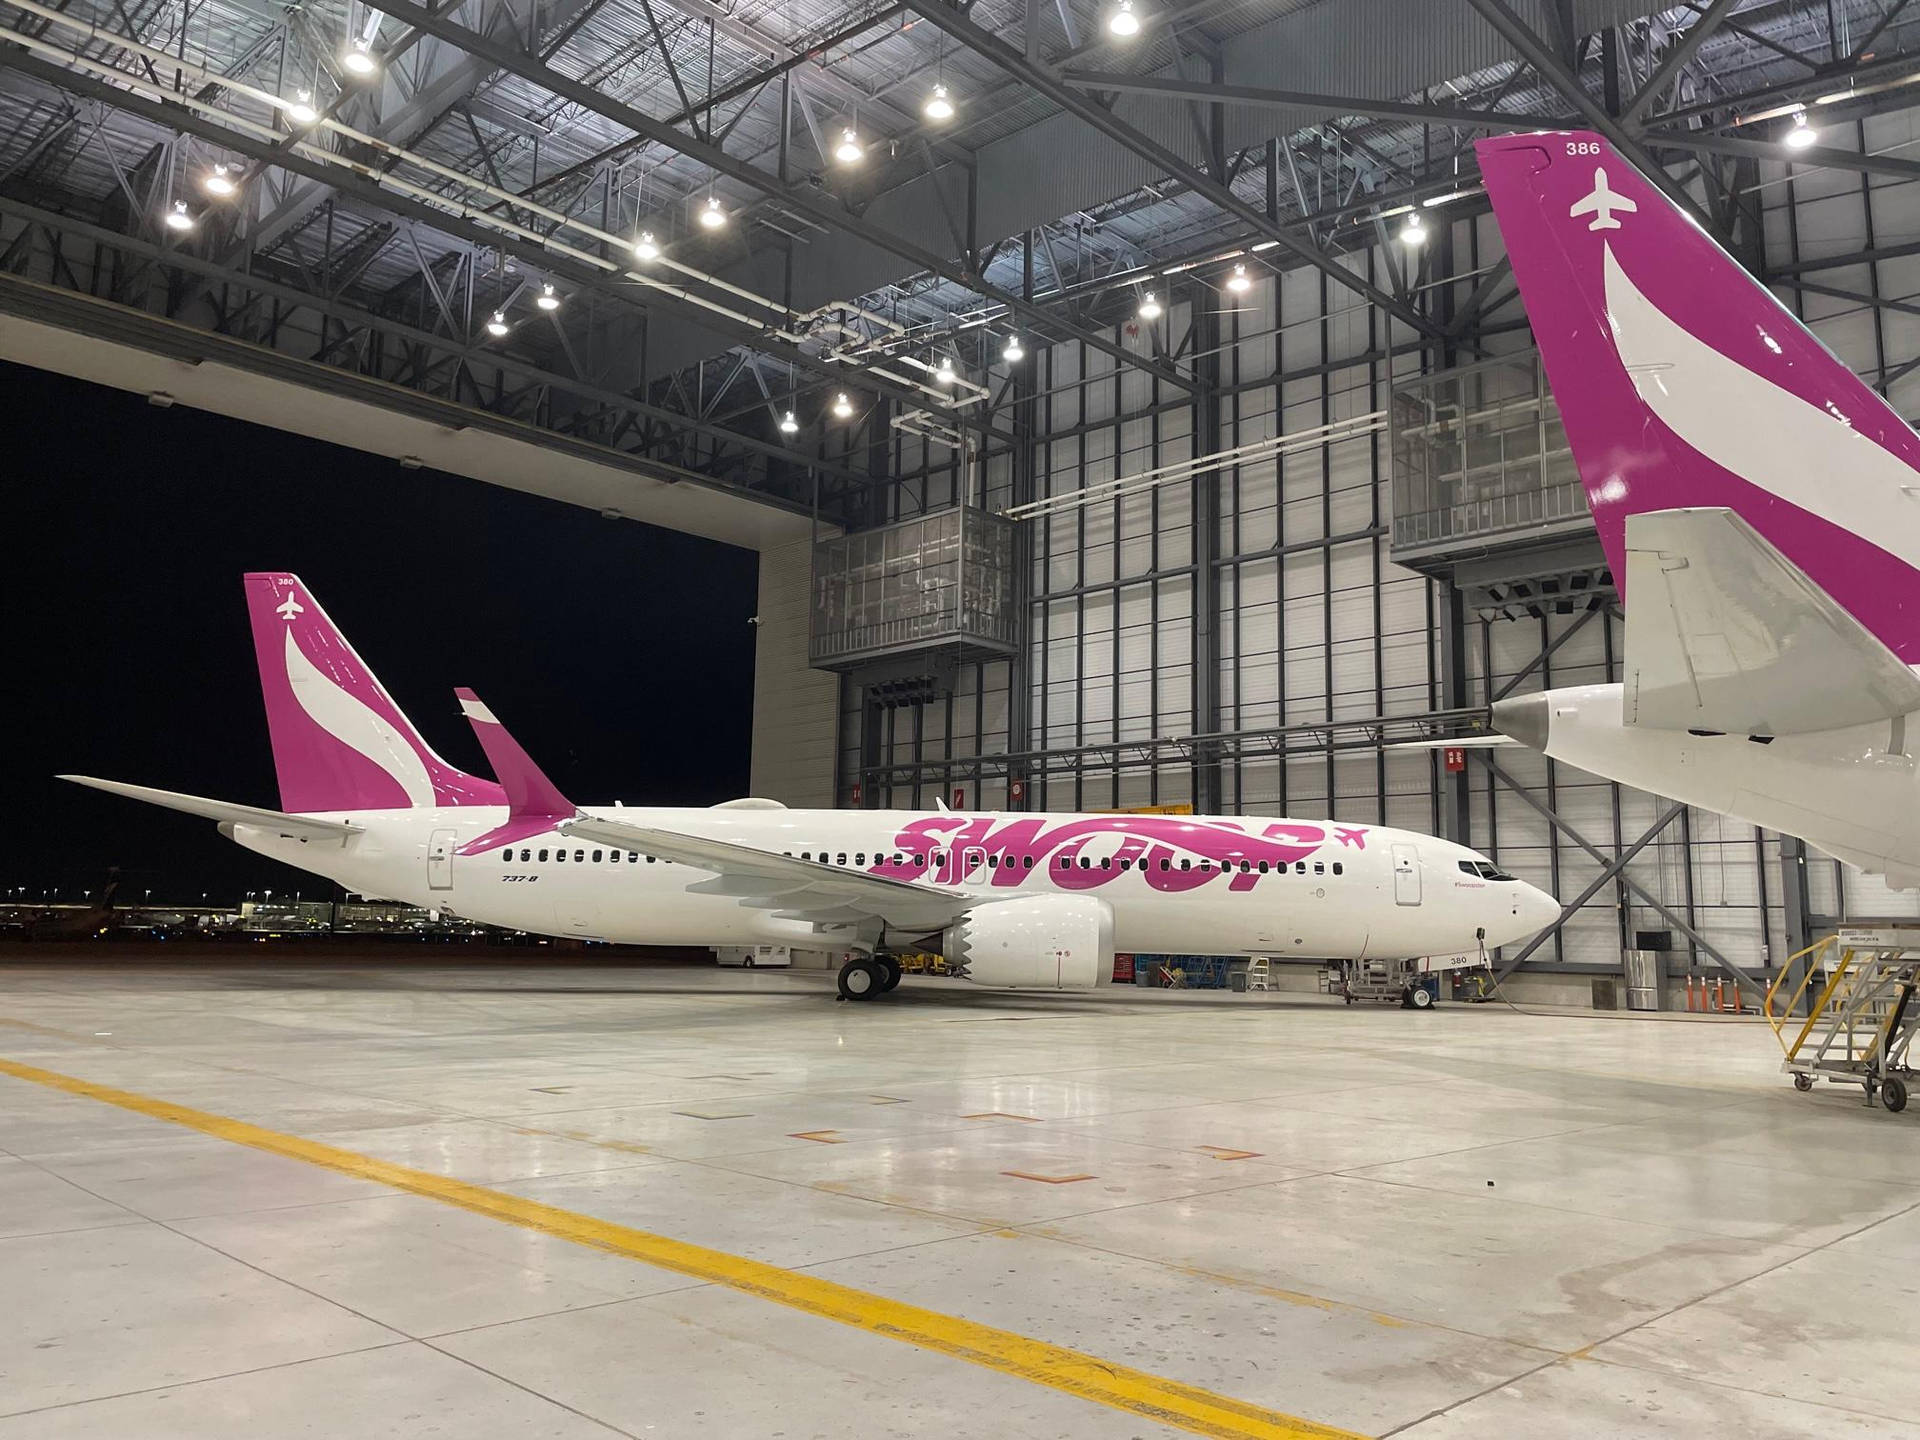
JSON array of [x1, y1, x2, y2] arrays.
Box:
[[942, 894, 1115, 989]]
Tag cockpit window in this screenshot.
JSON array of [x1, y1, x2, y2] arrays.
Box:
[[1459, 859, 1518, 882]]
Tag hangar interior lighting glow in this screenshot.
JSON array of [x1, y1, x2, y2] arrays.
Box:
[[1003, 334, 1025, 363], [342, 39, 378, 76], [835, 128, 864, 164], [832, 392, 855, 419], [536, 283, 560, 311], [1400, 213, 1428, 246], [202, 164, 236, 197], [779, 410, 800, 434], [935, 354, 957, 385], [1785, 111, 1818, 148], [633, 230, 659, 260], [1107, 0, 1141, 37], [698, 195, 727, 229], [924, 84, 955, 122], [1137, 290, 1162, 320], [485, 311, 509, 337], [1225, 263, 1251, 293], [163, 200, 193, 231], [287, 89, 318, 125]]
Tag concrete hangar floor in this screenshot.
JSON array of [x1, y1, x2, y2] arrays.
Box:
[[0, 959, 1915, 1440]]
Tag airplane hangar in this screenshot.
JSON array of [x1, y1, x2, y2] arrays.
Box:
[[6, 2, 1920, 1437]]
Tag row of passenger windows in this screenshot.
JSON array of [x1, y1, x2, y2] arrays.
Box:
[[503, 846, 1343, 877]]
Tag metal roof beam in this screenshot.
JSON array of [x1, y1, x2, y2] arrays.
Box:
[[1622, 0, 1743, 123], [366, 0, 1200, 392], [1058, 71, 1564, 134], [894, 0, 1440, 337]]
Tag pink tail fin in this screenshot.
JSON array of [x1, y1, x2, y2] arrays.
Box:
[[1475, 131, 1920, 662], [244, 573, 505, 813]]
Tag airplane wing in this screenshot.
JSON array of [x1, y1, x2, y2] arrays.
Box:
[[57, 776, 363, 842], [559, 814, 975, 933], [1623, 508, 1920, 734], [1568, 192, 1601, 216]]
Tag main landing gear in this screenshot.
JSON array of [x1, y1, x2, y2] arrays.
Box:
[[836, 954, 903, 1001]]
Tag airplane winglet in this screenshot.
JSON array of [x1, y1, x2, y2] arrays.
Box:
[[455, 689, 572, 820]]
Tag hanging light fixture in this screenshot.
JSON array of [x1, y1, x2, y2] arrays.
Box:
[[1785, 111, 1818, 149], [287, 89, 319, 126], [1225, 263, 1251, 294], [633, 230, 660, 261], [1107, 0, 1142, 37], [163, 200, 194, 232], [923, 84, 955, 122], [202, 164, 236, 197], [485, 311, 509, 338], [1400, 212, 1428, 246], [1137, 290, 1162, 321], [536, 284, 561, 312], [832, 392, 854, 419], [779, 410, 800, 435], [342, 38, 378, 76], [835, 128, 864, 165], [698, 195, 727, 229], [1003, 334, 1025, 363], [935, 354, 957, 385]]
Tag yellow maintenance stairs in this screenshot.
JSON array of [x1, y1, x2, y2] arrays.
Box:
[[1765, 928, 1920, 1114]]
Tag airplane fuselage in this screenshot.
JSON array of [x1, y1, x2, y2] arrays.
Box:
[[230, 806, 1554, 964]]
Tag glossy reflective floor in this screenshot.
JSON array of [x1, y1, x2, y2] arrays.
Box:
[[2, 961, 1916, 1439]]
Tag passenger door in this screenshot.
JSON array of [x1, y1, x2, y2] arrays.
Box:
[[1391, 843, 1422, 906], [427, 828, 456, 891]]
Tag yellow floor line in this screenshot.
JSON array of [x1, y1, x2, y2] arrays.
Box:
[[0, 1057, 1357, 1440]]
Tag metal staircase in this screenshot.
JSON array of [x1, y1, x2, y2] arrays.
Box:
[[1766, 929, 1920, 1113]]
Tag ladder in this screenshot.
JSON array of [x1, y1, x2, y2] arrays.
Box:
[[1245, 955, 1271, 992], [1765, 930, 1920, 1114]]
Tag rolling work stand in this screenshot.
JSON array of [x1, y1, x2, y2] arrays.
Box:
[[1765, 928, 1920, 1114]]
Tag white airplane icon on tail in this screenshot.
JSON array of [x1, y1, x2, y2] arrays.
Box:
[[1569, 166, 1637, 231], [275, 595, 304, 621]]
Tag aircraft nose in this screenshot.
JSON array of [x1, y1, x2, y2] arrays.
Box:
[[1519, 883, 1561, 935]]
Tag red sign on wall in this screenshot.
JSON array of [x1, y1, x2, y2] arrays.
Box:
[[1009, 779, 1026, 802], [850, 782, 863, 806], [1112, 953, 1136, 983], [951, 786, 967, 809], [1443, 747, 1466, 773]]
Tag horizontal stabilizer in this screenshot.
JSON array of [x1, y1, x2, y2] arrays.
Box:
[[1624, 509, 1920, 734], [57, 776, 362, 841]]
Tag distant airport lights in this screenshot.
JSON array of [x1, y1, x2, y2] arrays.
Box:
[[1225, 263, 1251, 294], [1785, 111, 1819, 149], [1002, 334, 1025, 363], [923, 84, 955, 122], [832, 392, 855, 419], [1136, 290, 1162, 321], [779, 410, 800, 435], [202, 164, 236, 197], [485, 311, 510, 338], [342, 39, 379, 77], [286, 89, 319, 126], [632, 229, 660, 261], [1107, 0, 1141, 37], [536, 284, 561, 312], [698, 195, 728, 230], [835, 128, 865, 165]]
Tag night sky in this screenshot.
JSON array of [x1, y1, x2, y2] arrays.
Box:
[[2, 361, 759, 903]]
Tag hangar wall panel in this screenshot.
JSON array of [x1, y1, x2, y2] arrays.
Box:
[[750, 539, 839, 808]]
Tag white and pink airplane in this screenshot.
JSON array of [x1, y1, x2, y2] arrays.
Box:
[[1478, 132, 1920, 888], [61, 573, 1557, 999]]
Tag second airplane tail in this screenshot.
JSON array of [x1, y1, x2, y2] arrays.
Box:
[[244, 573, 505, 813], [1475, 131, 1920, 665]]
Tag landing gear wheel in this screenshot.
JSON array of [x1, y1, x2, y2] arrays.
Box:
[[877, 957, 902, 993], [837, 958, 883, 1001], [1884, 1075, 1909, 1113], [1793, 1073, 1814, 1093], [1408, 985, 1434, 1010]]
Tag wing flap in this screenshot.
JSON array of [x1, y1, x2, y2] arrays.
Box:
[[58, 776, 362, 841], [1624, 509, 1920, 734], [560, 814, 971, 932]]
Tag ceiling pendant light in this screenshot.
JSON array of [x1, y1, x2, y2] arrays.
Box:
[[698, 195, 727, 229], [779, 410, 800, 435], [163, 200, 194, 232], [1225, 263, 1251, 294], [935, 354, 957, 385], [1400, 212, 1428, 246], [633, 230, 660, 261], [287, 89, 319, 126], [485, 311, 509, 338], [832, 392, 854, 420], [1107, 0, 1142, 37], [1137, 290, 1162, 321], [342, 38, 378, 77], [1785, 111, 1818, 150], [202, 163, 236, 197], [923, 84, 955, 122], [536, 283, 561, 312], [835, 128, 864, 165], [1002, 334, 1025, 363]]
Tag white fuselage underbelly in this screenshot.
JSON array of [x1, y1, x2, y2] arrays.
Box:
[[230, 808, 1540, 960]]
